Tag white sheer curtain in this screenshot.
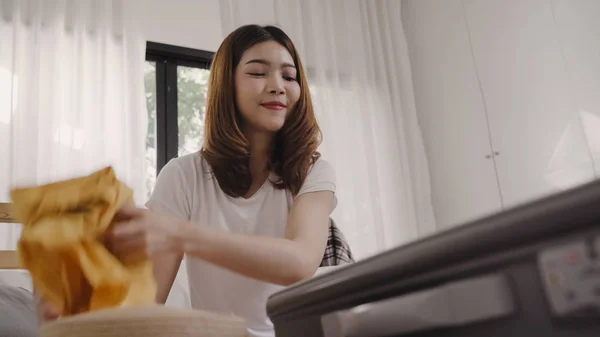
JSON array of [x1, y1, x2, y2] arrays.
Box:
[[0, 0, 147, 250], [220, 0, 437, 259]]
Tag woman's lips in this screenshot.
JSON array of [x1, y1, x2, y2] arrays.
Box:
[[261, 102, 286, 110]]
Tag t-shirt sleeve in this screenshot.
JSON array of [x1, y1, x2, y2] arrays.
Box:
[[145, 159, 191, 221], [297, 159, 338, 211]]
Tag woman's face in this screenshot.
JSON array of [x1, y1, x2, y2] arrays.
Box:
[[235, 41, 301, 134]]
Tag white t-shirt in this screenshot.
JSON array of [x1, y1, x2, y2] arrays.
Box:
[[145, 152, 337, 337]]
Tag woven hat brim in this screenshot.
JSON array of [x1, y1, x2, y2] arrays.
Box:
[[39, 305, 248, 337]]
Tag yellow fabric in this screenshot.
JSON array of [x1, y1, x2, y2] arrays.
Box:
[[10, 167, 157, 316]]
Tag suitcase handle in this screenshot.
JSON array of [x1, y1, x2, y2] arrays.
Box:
[[321, 274, 515, 337]]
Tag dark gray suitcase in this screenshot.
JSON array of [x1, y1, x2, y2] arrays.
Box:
[[267, 180, 600, 337]]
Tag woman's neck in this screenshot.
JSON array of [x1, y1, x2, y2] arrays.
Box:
[[245, 130, 273, 179]]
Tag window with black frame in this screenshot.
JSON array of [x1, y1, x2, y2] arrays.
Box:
[[144, 42, 214, 198]]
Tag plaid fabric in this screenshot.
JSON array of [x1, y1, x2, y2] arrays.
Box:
[[320, 218, 354, 267]]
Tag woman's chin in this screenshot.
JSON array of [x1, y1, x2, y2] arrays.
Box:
[[243, 114, 286, 134], [257, 118, 286, 133], [264, 124, 285, 133]]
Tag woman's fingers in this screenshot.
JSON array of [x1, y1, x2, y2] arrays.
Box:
[[108, 237, 149, 264], [115, 205, 145, 219], [105, 207, 165, 264], [112, 235, 146, 256], [105, 220, 150, 262], [108, 220, 142, 239], [36, 297, 60, 326], [119, 248, 149, 265], [106, 220, 145, 248]]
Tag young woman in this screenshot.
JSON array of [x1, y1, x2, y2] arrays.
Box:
[[36, 24, 336, 336]]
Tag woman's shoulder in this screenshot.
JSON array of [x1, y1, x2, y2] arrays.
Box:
[[154, 152, 213, 192], [164, 152, 210, 176], [310, 158, 334, 172], [146, 153, 207, 218], [306, 158, 335, 181], [297, 157, 336, 195]]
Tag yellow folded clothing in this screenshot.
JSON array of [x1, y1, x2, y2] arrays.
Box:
[[10, 167, 157, 316]]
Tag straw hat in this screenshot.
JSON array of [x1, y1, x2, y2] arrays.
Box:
[[39, 305, 248, 337]]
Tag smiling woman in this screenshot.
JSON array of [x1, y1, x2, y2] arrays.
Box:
[[101, 24, 338, 337]]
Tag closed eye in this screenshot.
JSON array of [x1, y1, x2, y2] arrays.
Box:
[[283, 76, 296, 82], [248, 73, 265, 77]]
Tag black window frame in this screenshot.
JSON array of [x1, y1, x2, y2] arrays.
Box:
[[145, 41, 214, 174]]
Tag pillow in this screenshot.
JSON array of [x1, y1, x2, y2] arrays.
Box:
[[0, 285, 37, 337], [0, 269, 33, 291], [314, 266, 344, 277]]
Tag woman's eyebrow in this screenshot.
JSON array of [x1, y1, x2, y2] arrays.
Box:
[[245, 59, 269, 66], [245, 59, 295, 69]]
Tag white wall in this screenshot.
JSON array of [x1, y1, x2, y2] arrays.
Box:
[[402, 0, 504, 229], [403, 0, 600, 228], [552, 0, 600, 175], [128, 0, 223, 52]]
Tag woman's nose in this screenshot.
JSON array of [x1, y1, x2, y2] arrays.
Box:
[[267, 74, 285, 95]]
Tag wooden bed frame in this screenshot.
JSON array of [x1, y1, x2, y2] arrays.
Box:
[[0, 203, 20, 269]]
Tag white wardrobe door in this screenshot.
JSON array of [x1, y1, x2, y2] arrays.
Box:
[[463, 0, 596, 209], [551, 0, 600, 177], [403, 0, 503, 229]]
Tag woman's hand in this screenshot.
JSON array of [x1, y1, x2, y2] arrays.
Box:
[[105, 206, 184, 264], [36, 295, 59, 326]]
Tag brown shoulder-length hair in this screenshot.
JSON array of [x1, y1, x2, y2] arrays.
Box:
[[200, 24, 321, 198]]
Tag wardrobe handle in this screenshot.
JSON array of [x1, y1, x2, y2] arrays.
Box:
[[320, 274, 515, 337], [485, 154, 492, 159]]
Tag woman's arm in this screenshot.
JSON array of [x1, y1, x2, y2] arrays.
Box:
[[109, 190, 334, 287], [178, 191, 334, 285]]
